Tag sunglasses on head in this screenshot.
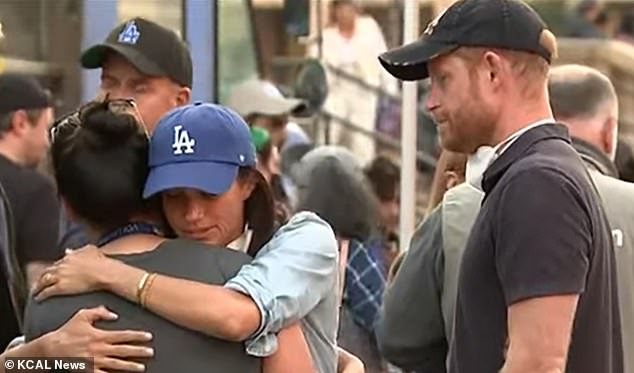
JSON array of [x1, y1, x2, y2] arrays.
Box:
[[50, 95, 148, 142]]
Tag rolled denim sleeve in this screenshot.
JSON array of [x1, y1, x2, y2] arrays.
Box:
[[224, 211, 338, 357]]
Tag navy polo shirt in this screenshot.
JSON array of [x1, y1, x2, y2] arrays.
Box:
[[449, 123, 623, 373]]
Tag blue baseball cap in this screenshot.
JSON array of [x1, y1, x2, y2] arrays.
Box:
[[143, 102, 256, 198]]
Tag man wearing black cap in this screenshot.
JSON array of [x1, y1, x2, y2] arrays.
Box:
[[379, 1, 622, 372], [81, 17, 192, 130], [0, 74, 59, 349], [57, 17, 194, 251]]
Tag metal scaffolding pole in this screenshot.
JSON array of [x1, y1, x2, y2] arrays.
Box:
[[399, 0, 420, 248]]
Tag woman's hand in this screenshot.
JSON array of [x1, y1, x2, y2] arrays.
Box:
[[42, 306, 154, 373], [33, 245, 112, 301]]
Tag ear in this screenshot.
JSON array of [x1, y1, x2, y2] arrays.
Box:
[[444, 171, 461, 190], [602, 116, 619, 160], [176, 87, 192, 107], [481, 51, 505, 87], [8, 110, 30, 136]]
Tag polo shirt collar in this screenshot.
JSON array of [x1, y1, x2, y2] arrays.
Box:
[[482, 123, 570, 195]]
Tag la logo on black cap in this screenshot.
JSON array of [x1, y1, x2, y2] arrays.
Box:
[[118, 20, 141, 45]]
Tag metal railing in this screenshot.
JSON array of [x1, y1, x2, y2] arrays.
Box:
[[317, 109, 437, 169]]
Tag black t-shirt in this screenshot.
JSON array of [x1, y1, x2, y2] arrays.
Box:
[[449, 124, 623, 373], [24, 239, 261, 373], [0, 155, 61, 348]]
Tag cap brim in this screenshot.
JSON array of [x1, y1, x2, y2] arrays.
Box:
[[80, 43, 165, 77], [143, 161, 239, 199], [379, 39, 458, 81], [256, 97, 307, 117]]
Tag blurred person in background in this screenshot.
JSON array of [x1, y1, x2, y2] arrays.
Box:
[[228, 79, 307, 150], [280, 142, 315, 210], [549, 64, 634, 373], [0, 74, 60, 350], [378, 149, 479, 373], [363, 156, 400, 276], [308, 0, 396, 165], [565, 0, 607, 39], [250, 126, 292, 228], [294, 145, 387, 372], [229, 79, 309, 227]]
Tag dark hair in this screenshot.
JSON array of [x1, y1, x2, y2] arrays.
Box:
[[239, 168, 276, 257], [51, 101, 157, 231], [295, 155, 379, 241], [364, 156, 400, 202]]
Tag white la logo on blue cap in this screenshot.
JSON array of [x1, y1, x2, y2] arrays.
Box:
[[172, 125, 195, 155], [118, 20, 141, 45]]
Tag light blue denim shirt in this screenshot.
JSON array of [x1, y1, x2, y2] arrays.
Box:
[[225, 211, 339, 373]]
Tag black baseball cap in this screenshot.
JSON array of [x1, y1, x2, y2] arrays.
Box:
[[379, 0, 553, 81], [81, 18, 193, 87], [0, 74, 52, 116]]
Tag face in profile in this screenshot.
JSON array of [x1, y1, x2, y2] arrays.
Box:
[[425, 52, 497, 154], [23, 107, 54, 168]]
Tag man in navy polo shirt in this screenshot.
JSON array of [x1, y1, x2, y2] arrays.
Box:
[[379, 0, 623, 372]]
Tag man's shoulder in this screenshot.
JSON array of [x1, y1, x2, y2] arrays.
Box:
[[0, 161, 54, 197], [591, 170, 634, 195], [590, 171, 634, 217], [504, 144, 588, 193]]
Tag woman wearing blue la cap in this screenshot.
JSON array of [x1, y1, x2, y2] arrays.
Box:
[[34, 102, 343, 373]]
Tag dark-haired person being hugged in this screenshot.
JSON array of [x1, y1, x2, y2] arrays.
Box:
[[23, 100, 315, 373]]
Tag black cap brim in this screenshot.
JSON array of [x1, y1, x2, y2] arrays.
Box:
[[379, 39, 458, 81], [80, 43, 165, 77]]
